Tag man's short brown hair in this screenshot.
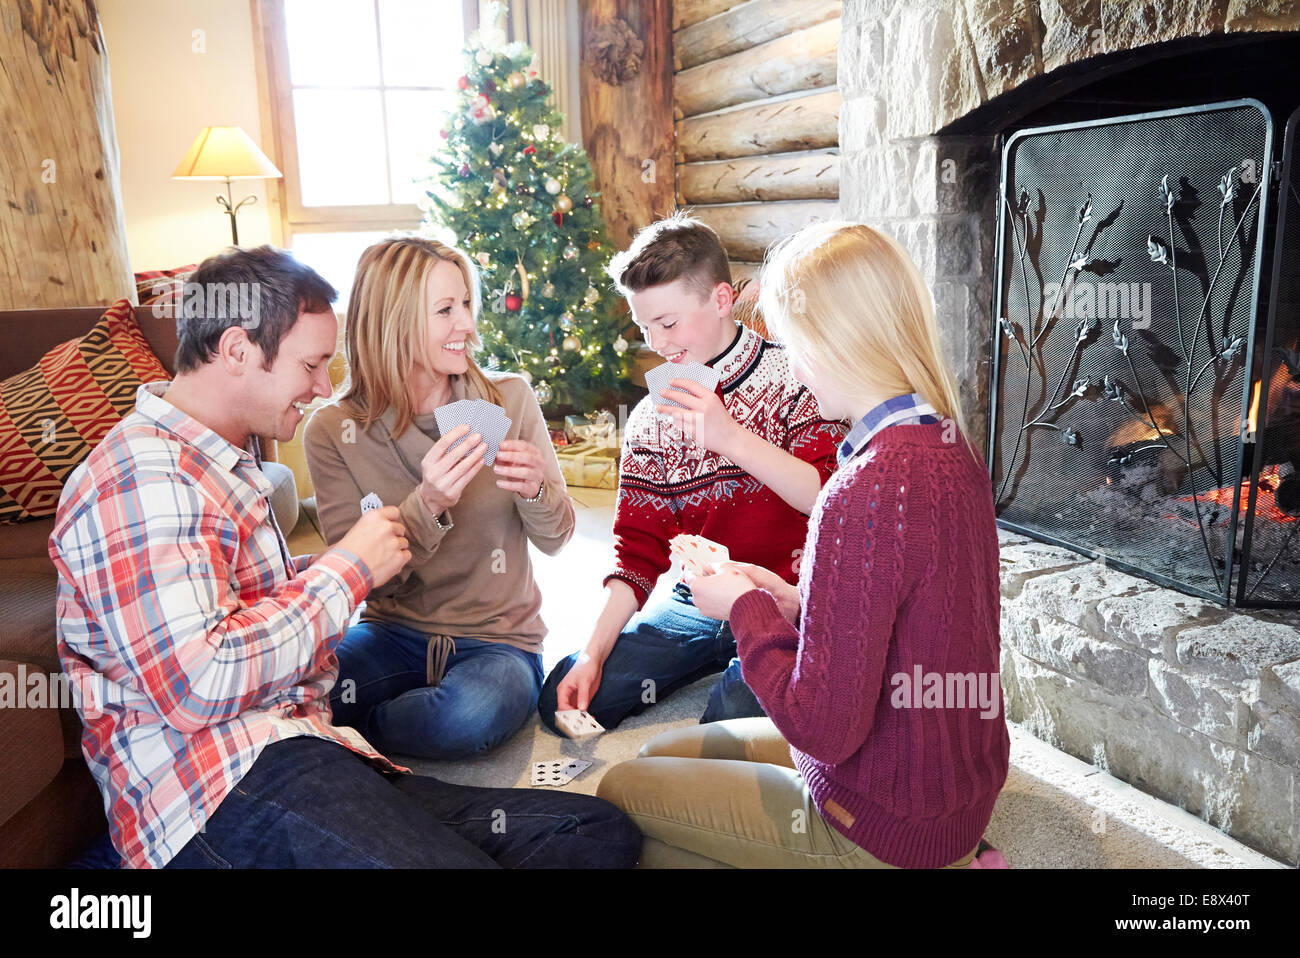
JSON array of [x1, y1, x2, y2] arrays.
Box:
[[606, 211, 731, 300]]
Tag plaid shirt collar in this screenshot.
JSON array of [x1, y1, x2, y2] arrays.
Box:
[[136, 381, 260, 478], [838, 392, 939, 467]]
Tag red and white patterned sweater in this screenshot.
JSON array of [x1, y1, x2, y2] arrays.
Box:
[[606, 324, 847, 606]]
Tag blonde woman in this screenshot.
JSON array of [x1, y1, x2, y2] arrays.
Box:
[[304, 236, 574, 760], [596, 222, 1010, 868]]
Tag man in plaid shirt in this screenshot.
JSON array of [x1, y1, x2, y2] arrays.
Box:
[[49, 246, 640, 869]]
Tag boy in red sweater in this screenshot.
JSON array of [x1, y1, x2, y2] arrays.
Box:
[[538, 214, 846, 733], [595, 222, 1009, 868]]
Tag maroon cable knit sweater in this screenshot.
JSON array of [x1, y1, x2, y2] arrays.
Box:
[[730, 421, 1009, 868]]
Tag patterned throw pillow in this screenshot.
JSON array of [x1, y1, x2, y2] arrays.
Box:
[[134, 264, 196, 306], [0, 300, 171, 524]]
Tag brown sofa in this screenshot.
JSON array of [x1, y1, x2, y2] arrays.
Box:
[[0, 305, 179, 867]]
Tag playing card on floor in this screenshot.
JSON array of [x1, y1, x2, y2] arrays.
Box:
[[530, 759, 593, 787], [645, 360, 720, 410]]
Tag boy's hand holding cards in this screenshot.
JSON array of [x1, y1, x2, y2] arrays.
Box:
[[670, 533, 730, 576], [645, 360, 719, 410], [434, 398, 512, 466]]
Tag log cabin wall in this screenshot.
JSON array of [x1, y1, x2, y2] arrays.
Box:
[[0, 0, 134, 308], [673, 0, 842, 284]]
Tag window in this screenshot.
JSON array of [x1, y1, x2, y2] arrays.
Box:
[[254, 0, 477, 300]]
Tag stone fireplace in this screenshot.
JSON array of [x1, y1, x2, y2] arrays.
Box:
[[839, 0, 1300, 864]]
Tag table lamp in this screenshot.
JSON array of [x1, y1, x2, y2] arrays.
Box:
[[172, 126, 282, 245]]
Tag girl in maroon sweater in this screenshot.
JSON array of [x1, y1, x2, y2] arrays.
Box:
[[596, 222, 1009, 868]]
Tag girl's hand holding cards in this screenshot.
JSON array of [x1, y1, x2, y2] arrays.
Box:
[[419, 424, 487, 514], [687, 562, 760, 621]]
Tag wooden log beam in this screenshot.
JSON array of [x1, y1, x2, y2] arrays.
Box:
[[693, 199, 838, 262], [672, 0, 744, 31], [676, 18, 839, 118], [0, 0, 134, 308], [579, 0, 675, 247], [730, 261, 760, 284], [674, 0, 840, 70], [678, 149, 839, 204], [677, 88, 841, 162]]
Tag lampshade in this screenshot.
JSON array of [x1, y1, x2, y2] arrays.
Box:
[[172, 126, 282, 181]]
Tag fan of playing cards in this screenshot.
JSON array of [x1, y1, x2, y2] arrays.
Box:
[[670, 533, 730, 576], [434, 399, 512, 466], [644, 360, 720, 410]]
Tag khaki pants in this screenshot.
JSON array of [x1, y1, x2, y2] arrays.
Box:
[[596, 718, 978, 869]]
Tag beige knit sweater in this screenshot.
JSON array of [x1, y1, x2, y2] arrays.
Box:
[[302, 371, 574, 655]]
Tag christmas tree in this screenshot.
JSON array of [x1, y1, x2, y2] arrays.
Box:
[[418, 36, 632, 412]]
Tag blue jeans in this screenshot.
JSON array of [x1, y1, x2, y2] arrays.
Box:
[[538, 584, 765, 733], [329, 620, 544, 760], [165, 737, 641, 868]]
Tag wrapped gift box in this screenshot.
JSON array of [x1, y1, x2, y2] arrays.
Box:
[[555, 437, 619, 490]]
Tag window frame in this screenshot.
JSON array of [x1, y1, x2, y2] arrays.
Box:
[[250, 0, 479, 244]]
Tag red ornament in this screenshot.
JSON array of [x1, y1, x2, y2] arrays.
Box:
[[552, 211, 564, 227], [505, 293, 523, 311], [457, 75, 469, 89], [529, 70, 537, 77], [439, 129, 449, 139], [523, 145, 536, 156]]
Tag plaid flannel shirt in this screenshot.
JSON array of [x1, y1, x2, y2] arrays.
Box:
[[49, 383, 404, 869]]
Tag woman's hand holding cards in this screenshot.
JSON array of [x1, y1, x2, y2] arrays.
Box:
[[418, 424, 487, 515], [493, 439, 545, 498]]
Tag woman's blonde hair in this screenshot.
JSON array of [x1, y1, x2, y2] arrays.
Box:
[[340, 235, 503, 437], [758, 221, 974, 453]]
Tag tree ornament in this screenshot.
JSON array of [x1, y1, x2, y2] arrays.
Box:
[[544, 177, 562, 195], [614, 335, 628, 353], [475, 251, 491, 268], [552, 211, 564, 227], [587, 239, 601, 251], [563, 244, 578, 260], [508, 71, 526, 89], [505, 293, 523, 312], [489, 141, 503, 156], [583, 196, 593, 208], [533, 380, 553, 404], [523, 144, 536, 156], [533, 124, 549, 140], [583, 285, 599, 306], [458, 163, 471, 178], [562, 334, 581, 352], [531, 78, 546, 94], [484, 78, 497, 93], [542, 283, 556, 297], [492, 167, 507, 187], [469, 96, 495, 124], [544, 354, 560, 365], [457, 75, 469, 90], [556, 194, 573, 213], [512, 210, 535, 230], [558, 312, 575, 330], [475, 48, 494, 66]]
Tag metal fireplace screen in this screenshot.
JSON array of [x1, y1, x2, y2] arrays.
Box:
[[988, 99, 1299, 606]]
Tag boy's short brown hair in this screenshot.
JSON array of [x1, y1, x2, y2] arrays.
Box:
[[606, 211, 731, 301]]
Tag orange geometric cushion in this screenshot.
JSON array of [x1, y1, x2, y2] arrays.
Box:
[[0, 300, 171, 524]]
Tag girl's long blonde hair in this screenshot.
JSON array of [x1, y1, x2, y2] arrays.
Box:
[[758, 221, 975, 454], [341, 236, 503, 437]]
